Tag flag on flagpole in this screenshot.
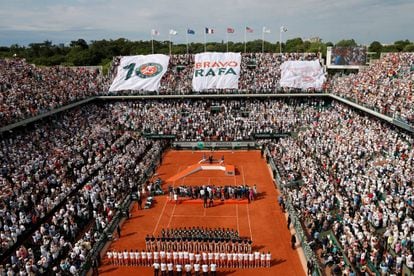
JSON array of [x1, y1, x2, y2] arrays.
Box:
[[226, 28, 234, 52], [280, 26, 288, 32], [186, 29, 194, 54], [151, 29, 160, 36], [169, 29, 178, 36], [205, 27, 214, 34], [261, 27, 270, 53], [246, 26, 254, 33]]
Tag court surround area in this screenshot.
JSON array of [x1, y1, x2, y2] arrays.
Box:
[[99, 150, 305, 276]]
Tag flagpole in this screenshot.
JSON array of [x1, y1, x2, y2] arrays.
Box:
[[204, 29, 206, 52], [262, 29, 264, 53], [186, 31, 189, 55], [169, 33, 172, 55], [279, 28, 282, 54], [226, 31, 229, 52], [244, 27, 246, 53], [151, 34, 154, 54]]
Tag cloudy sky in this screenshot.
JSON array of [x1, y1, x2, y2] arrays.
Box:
[[0, 0, 413, 46]]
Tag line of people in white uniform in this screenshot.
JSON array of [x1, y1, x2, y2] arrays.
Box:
[[107, 249, 272, 269]]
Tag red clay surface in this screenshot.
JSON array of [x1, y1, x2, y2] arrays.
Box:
[[99, 150, 305, 276]]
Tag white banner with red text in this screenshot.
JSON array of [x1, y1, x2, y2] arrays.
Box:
[[280, 60, 325, 90]]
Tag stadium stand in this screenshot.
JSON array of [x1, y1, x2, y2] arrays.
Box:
[[0, 104, 165, 274], [332, 52, 414, 126], [106, 53, 321, 96], [0, 58, 109, 127], [0, 51, 413, 275], [109, 99, 318, 141], [268, 101, 413, 275], [2, 53, 412, 129]]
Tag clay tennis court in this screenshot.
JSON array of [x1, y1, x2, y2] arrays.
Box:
[[99, 150, 305, 276]]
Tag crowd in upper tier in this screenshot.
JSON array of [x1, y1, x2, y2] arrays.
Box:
[[156, 52, 320, 95], [1, 52, 413, 128], [331, 52, 414, 125], [109, 99, 322, 141], [0, 58, 108, 127]]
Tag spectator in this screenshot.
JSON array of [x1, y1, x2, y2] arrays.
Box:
[[331, 52, 414, 126], [107, 53, 322, 96], [1, 96, 413, 276], [268, 101, 414, 275], [0, 58, 109, 127], [291, 234, 297, 249]]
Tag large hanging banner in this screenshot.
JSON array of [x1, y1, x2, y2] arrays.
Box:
[[280, 60, 326, 90], [109, 54, 169, 91], [192, 52, 241, 91]]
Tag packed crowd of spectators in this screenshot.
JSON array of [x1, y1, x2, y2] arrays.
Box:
[[0, 58, 109, 127], [2, 52, 413, 131], [110, 99, 323, 141], [2, 52, 413, 133], [56, 139, 165, 275], [107, 53, 321, 96], [159, 54, 194, 94], [0, 43, 412, 276], [1, 106, 116, 254], [331, 52, 414, 125], [239, 52, 319, 93], [0, 104, 165, 275], [268, 101, 413, 275]]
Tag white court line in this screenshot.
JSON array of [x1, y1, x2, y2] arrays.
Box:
[[246, 204, 253, 241], [167, 204, 177, 228], [153, 166, 181, 235], [241, 165, 246, 185], [236, 205, 240, 234], [153, 198, 169, 235], [172, 215, 237, 218]]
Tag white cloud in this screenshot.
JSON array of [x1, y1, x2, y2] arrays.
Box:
[[0, 0, 413, 45]]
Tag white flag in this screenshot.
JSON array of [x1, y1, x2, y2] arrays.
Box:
[[262, 27, 271, 33], [169, 29, 178, 36], [280, 26, 288, 32], [151, 29, 160, 36]]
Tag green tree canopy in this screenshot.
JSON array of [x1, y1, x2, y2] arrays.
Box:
[[335, 39, 358, 47], [1, 37, 412, 67]]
